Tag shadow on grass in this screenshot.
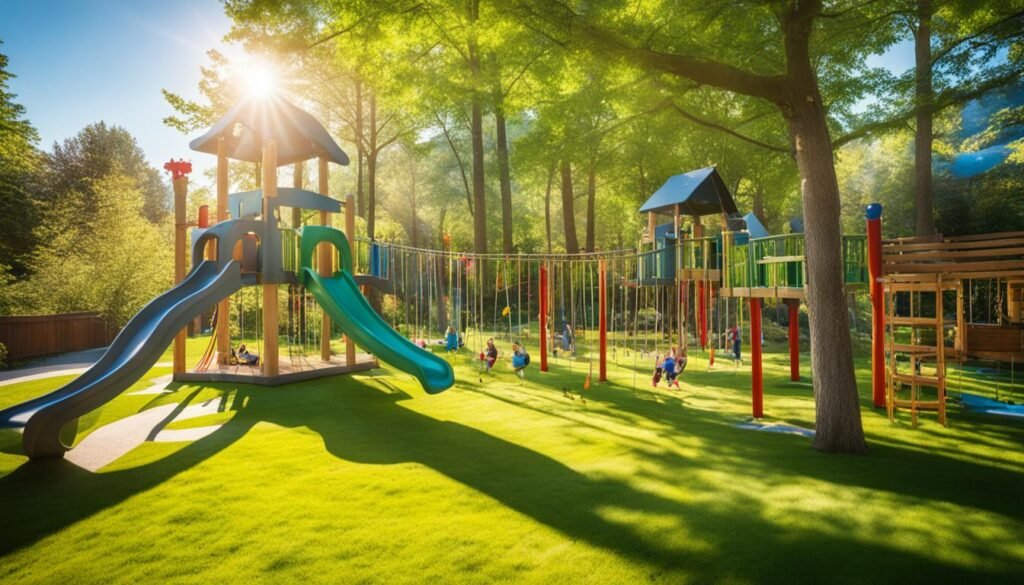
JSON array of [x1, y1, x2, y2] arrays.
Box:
[[0, 374, 1021, 584]]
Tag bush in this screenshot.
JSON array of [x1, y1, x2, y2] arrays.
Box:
[[0, 342, 8, 369]]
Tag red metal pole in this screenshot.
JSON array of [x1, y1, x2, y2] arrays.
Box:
[[867, 203, 885, 408], [698, 280, 708, 349], [788, 299, 800, 382], [750, 297, 764, 418], [539, 263, 549, 372], [599, 260, 607, 382]]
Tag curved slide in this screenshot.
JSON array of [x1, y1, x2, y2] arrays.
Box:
[[301, 267, 454, 394], [0, 260, 243, 458]]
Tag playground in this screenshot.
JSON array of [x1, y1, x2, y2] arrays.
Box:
[[2, 1, 1024, 583]]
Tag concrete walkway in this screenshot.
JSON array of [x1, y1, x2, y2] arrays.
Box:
[[66, 397, 228, 472], [0, 347, 172, 387]]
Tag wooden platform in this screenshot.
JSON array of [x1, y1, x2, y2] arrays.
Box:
[[175, 353, 378, 386]]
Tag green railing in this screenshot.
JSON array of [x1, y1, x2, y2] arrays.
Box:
[[842, 235, 869, 285], [679, 236, 721, 271], [721, 232, 867, 289], [281, 228, 299, 273]]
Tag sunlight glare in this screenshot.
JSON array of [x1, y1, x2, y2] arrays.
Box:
[[243, 60, 279, 99]]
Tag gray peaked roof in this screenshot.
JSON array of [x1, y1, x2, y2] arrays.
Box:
[[190, 93, 349, 166], [639, 167, 739, 217]]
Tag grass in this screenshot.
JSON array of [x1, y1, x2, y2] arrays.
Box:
[[0, 334, 1021, 584]]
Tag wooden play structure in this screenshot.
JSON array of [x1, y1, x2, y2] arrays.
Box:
[[170, 96, 373, 385], [874, 226, 1024, 426]]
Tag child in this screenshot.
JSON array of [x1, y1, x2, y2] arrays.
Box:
[[237, 344, 259, 366], [445, 326, 459, 353], [511, 343, 529, 380], [727, 325, 742, 362], [663, 350, 678, 388], [673, 348, 688, 388], [651, 354, 664, 387], [484, 338, 499, 372]]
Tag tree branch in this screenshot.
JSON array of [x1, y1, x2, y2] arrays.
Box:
[[670, 103, 790, 153], [932, 10, 1024, 66]]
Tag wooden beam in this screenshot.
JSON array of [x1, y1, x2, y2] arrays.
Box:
[[319, 157, 332, 362], [216, 137, 230, 364], [262, 139, 279, 377], [345, 193, 357, 367]]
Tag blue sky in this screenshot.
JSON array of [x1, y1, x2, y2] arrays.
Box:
[[2, 0, 239, 178], [2, 1, 918, 182]]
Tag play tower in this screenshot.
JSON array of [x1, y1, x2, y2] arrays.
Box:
[[0, 94, 454, 459]]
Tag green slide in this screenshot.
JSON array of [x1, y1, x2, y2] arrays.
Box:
[[301, 267, 455, 394]]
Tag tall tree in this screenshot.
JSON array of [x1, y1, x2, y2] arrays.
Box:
[[511, 0, 910, 453], [0, 41, 41, 278]]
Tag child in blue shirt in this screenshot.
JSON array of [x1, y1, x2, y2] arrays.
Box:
[[511, 343, 529, 381], [445, 326, 459, 352]]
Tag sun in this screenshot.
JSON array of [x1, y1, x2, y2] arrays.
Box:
[[242, 59, 280, 99]]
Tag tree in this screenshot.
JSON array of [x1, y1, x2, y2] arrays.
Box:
[[510, 0, 906, 453], [42, 122, 171, 224], [0, 41, 42, 278], [15, 173, 171, 325]]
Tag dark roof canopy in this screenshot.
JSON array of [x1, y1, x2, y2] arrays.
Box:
[[639, 167, 738, 217], [189, 93, 349, 166]]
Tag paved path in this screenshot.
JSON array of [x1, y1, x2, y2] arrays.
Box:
[[0, 347, 172, 387], [66, 398, 227, 472]]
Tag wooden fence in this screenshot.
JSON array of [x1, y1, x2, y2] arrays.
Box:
[[0, 312, 118, 361]]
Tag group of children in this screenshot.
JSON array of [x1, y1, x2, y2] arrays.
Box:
[[480, 336, 530, 380]]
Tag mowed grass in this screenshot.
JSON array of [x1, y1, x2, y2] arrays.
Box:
[[0, 336, 1021, 584]]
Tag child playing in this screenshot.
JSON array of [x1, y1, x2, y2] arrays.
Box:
[[511, 343, 529, 381], [663, 350, 679, 389], [445, 326, 459, 353], [484, 338, 499, 372], [651, 354, 664, 387], [727, 325, 742, 363]]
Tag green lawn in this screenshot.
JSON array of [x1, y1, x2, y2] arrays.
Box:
[[0, 336, 1021, 584]]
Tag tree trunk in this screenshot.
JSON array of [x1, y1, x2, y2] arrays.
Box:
[[560, 160, 579, 254], [585, 163, 597, 252], [355, 78, 366, 219], [784, 29, 867, 454], [496, 107, 514, 254], [753, 185, 766, 224], [366, 94, 378, 240], [914, 0, 936, 236], [544, 165, 554, 254], [469, 0, 487, 256], [408, 150, 419, 248]]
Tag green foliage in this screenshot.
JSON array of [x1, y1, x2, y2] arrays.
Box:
[[12, 173, 172, 326], [0, 341, 7, 369], [42, 122, 171, 224], [0, 41, 42, 277]]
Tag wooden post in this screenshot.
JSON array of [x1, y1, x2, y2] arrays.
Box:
[[319, 157, 332, 361], [539, 262, 548, 372], [599, 259, 607, 382], [788, 299, 800, 381], [750, 297, 764, 418], [262, 140, 279, 377], [344, 194, 357, 366], [866, 203, 885, 408], [216, 137, 230, 364], [647, 212, 655, 243], [172, 174, 188, 375]]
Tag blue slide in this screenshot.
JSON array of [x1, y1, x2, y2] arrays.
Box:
[[301, 267, 454, 394], [0, 260, 243, 458]]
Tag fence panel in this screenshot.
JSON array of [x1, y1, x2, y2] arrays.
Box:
[[0, 312, 117, 361]]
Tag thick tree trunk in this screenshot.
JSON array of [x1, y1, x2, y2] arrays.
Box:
[[785, 45, 867, 454], [560, 160, 579, 254], [585, 163, 597, 252], [496, 107, 514, 254], [914, 0, 936, 236]]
